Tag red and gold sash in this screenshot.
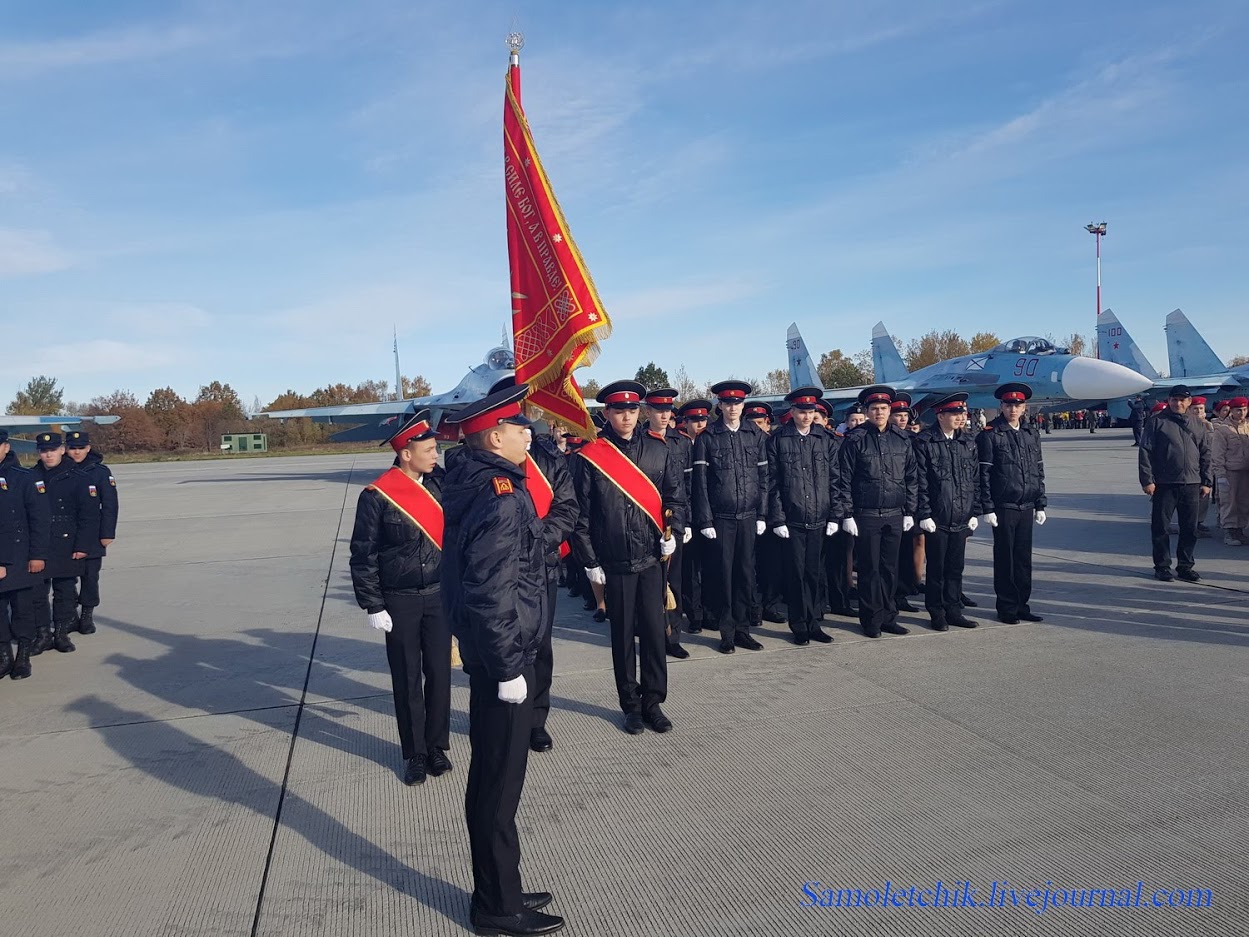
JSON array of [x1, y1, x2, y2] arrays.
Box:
[[576, 438, 664, 532], [367, 468, 443, 550], [525, 455, 571, 558]]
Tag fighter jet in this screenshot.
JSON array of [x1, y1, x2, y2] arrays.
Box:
[[1165, 309, 1249, 387], [256, 341, 515, 441], [783, 322, 1152, 416], [0, 414, 121, 453]]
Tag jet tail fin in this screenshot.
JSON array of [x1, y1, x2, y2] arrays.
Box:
[[1096, 309, 1159, 379], [871, 322, 909, 382], [786, 323, 823, 390], [1165, 309, 1224, 377]]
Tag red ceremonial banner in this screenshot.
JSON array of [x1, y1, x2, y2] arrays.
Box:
[[525, 454, 571, 559], [504, 57, 611, 439]]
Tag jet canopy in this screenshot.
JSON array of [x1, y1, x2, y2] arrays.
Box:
[[993, 336, 1064, 356], [486, 347, 516, 370]]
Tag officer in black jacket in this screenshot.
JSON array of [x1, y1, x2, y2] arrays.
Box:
[[350, 411, 451, 787], [914, 393, 982, 631], [835, 386, 918, 638], [768, 387, 839, 645], [30, 432, 95, 654], [821, 406, 859, 618], [677, 399, 712, 634], [889, 395, 924, 612], [441, 384, 563, 937], [64, 431, 118, 635], [977, 383, 1048, 623], [1, 432, 51, 680], [745, 400, 786, 627], [693, 380, 769, 654], [572, 381, 685, 735], [643, 387, 693, 659]]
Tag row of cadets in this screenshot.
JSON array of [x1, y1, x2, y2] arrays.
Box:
[[571, 380, 685, 735], [0, 430, 50, 679], [743, 400, 787, 629]]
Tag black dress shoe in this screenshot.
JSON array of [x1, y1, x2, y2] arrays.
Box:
[[829, 606, 858, 617], [427, 749, 453, 775], [1018, 612, 1044, 622], [809, 628, 833, 644], [717, 639, 735, 654], [763, 607, 788, 623], [959, 593, 978, 607], [896, 598, 919, 612], [863, 628, 882, 639], [1154, 568, 1175, 581], [523, 892, 553, 912], [881, 622, 910, 636], [582, 597, 596, 610], [592, 608, 607, 622], [929, 619, 950, 632], [622, 712, 645, 735], [949, 616, 978, 628], [1176, 568, 1201, 582], [529, 728, 553, 753], [666, 643, 690, 659], [642, 707, 672, 733], [686, 622, 703, 634], [734, 633, 763, 651], [402, 756, 427, 786], [997, 614, 1019, 624], [792, 635, 810, 646], [470, 907, 565, 936]]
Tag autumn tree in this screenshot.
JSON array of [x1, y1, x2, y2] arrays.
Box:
[[760, 369, 790, 394], [579, 378, 601, 400], [634, 363, 670, 389], [672, 365, 701, 402], [969, 332, 1000, 353], [1228, 354, 1249, 367], [145, 386, 194, 449], [400, 375, 432, 398], [8, 375, 64, 414], [818, 349, 872, 388], [903, 330, 978, 372], [85, 390, 162, 452]]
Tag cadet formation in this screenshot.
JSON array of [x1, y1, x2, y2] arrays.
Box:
[[0, 430, 118, 683]]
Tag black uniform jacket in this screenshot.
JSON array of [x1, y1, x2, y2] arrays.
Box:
[[913, 425, 983, 531], [834, 422, 918, 519], [977, 416, 1047, 511], [571, 426, 686, 575], [692, 419, 769, 528], [0, 462, 52, 594], [658, 425, 694, 498], [349, 466, 444, 614], [528, 435, 580, 567], [767, 423, 838, 530], [441, 450, 547, 682], [74, 450, 118, 558], [32, 459, 96, 578], [1137, 410, 1213, 488]]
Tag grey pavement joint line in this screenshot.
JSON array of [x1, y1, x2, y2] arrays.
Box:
[[249, 458, 358, 937]]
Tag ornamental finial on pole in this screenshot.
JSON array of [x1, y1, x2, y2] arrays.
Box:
[[506, 31, 524, 65]]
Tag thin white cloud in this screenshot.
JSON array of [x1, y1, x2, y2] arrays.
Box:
[[0, 25, 217, 76], [0, 229, 73, 277]]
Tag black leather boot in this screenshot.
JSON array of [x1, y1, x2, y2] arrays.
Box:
[[30, 625, 55, 656], [53, 621, 76, 653], [77, 608, 97, 635], [0, 643, 12, 679], [10, 641, 32, 679]]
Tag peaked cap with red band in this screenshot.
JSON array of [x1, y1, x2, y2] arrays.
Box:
[[857, 384, 896, 407], [597, 379, 647, 408], [994, 382, 1033, 403], [785, 385, 824, 410], [710, 379, 753, 401], [383, 408, 437, 453], [445, 383, 533, 437], [678, 398, 713, 419], [932, 392, 969, 414], [644, 387, 679, 410], [744, 401, 773, 420], [890, 391, 913, 412], [814, 400, 831, 417]]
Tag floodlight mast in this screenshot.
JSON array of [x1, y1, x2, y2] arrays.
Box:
[[1086, 222, 1107, 323]]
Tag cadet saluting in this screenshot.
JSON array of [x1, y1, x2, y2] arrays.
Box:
[[441, 384, 564, 937], [350, 411, 452, 787], [1, 431, 51, 680], [64, 430, 118, 635]]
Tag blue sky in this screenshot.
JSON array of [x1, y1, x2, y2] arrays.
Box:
[[2, 0, 1247, 408]]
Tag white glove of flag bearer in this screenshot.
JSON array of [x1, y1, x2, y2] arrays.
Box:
[[367, 610, 393, 633], [498, 675, 527, 704]]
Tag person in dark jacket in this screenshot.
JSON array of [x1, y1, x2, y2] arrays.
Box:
[[693, 380, 769, 654], [64, 431, 118, 635], [835, 385, 918, 638], [822, 406, 859, 618], [350, 411, 451, 787], [768, 387, 839, 645], [745, 400, 786, 628], [1138, 385, 1213, 582], [572, 381, 684, 735], [677, 399, 712, 635], [0, 432, 51, 680], [30, 432, 95, 654], [441, 384, 563, 937], [914, 394, 982, 631], [643, 387, 693, 659], [977, 384, 1048, 623], [889, 395, 924, 612]]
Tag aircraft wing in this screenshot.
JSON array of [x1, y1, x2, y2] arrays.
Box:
[[0, 414, 120, 433], [256, 398, 439, 424]]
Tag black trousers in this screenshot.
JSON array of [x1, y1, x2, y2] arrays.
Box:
[[665, 538, 683, 645], [924, 528, 967, 623], [822, 530, 853, 612], [895, 527, 921, 597], [79, 557, 103, 608], [680, 535, 705, 627], [383, 591, 451, 761], [752, 530, 784, 623], [1151, 483, 1200, 573], [783, 527, 825, 637], [604, 563, 668, 713], [854, 515, 902, 634], [31, 577, 78, 628], [992, 507, 1035, 617], [466, 665, 535, 918], [1, 588, 36, 643], [531, 574, 558, 731], [707, 518, 757, 640]]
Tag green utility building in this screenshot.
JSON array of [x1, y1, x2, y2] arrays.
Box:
[[220, 433, 268, 453]]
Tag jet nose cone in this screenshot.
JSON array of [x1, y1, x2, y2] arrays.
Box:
[[1061, 357, 1154, 400]]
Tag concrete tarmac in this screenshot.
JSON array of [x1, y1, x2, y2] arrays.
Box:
[[1, 429, 1245, 936]]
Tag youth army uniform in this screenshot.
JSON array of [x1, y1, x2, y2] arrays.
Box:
[[744, 401, 786, 626], [820, 405, 856, 617], [642, 388, 693, 659], [1212, 396, 1249, 543], [676, 400, 712, 634], [0, 437, 51, 680], [64, 431, 119, 635]]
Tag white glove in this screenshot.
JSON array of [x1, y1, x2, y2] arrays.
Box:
[[919, 518, 937, 534], [825, 521, 839, 536], [773, 525, 790, 539], [982, 512, 998, 528], [842, 517, 859, 537], [756, 520, 766, 536], [1035, 510, 1047, 526], [701, 527, 717, 540], [902, 516, 915, 533], [585, 566, 606, 585], [659, 535, 676, 557], [682, 527, 692, 544], [498, 675, 527, 704], [967, 515, 979, 532], [367, 610, 393, 633]]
